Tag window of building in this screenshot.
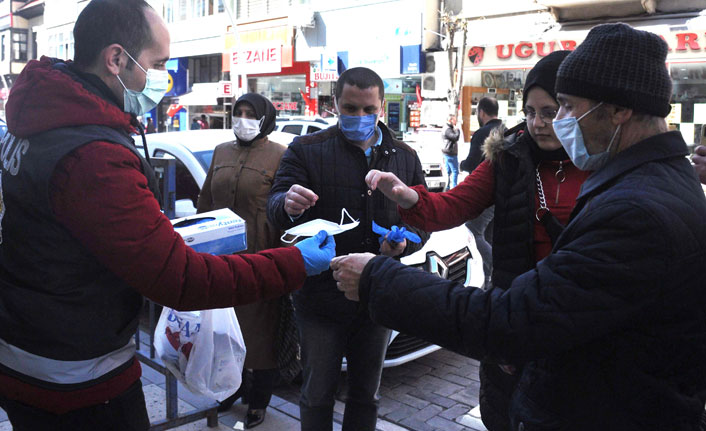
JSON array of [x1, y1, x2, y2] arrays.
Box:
[[236, 0, 301, 20], [188, 55, 222, 86], [1, 35, 5, 62], [46, 30, 74, 60], [12, 29, 28, 62]]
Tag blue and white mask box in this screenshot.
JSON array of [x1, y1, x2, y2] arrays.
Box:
[[172, 208, 247, 255]]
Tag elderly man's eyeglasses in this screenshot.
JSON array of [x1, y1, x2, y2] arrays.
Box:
[[522, 108, 558, 123]]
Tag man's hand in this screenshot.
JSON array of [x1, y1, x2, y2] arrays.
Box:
[[365, 170, 419, 209], [285, 184, 318, 216], [331, 253, 376, 301], [380, 237, 406, 257], [693, 145, 706, 185]]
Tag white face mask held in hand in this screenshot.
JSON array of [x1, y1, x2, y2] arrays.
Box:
[[281, 208, 359, 244]]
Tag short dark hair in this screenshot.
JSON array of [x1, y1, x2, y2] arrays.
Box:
[[335, 67, 384, 102], [477, 97, 499, 117], [73, 0, 153, 69]]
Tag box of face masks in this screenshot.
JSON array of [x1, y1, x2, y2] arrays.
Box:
[[171, 208, 247, 255]]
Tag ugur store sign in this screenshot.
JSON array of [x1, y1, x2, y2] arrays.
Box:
[[466, 30, 706, 68], [231, 43, 282, 74]]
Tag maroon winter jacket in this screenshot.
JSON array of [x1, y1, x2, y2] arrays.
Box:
[[0, 57, 306, 413]]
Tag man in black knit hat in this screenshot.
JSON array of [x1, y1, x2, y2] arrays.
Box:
[[332, 22, 706, 430]]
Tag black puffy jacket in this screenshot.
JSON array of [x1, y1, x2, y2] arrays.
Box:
[[267, 122, 429, 321], [359, 131, 706, 430]]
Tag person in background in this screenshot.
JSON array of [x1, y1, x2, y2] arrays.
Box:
[[0, 1, 335, 429], [334, 23, 706, 431], [197, 93, 287, 428], [461, 97, 502, 173], [190, 116, 201, 130], [267, 67, 428, 431], [693, 145, 706, 184], [441, 114, 460, 190], [145, 117, 155, 133], [200, 113, 210, 129], [361, 50, 587, 431], [460, 96, 502, 288]]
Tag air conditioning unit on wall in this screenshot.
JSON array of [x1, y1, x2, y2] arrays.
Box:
[[421, 52, 451, 99]]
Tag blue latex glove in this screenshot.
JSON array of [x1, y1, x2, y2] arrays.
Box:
[[294, 230, 336, 276], [372, 221, 422, 246]]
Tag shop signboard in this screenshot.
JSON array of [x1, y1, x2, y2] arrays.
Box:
[[401, 45, 424, 74], [313, 71, 338, 81], [464, 29, 706, 70], [165, 58, 187, 97], [231, 43, 282, 75], [218, 81, 233, 98]]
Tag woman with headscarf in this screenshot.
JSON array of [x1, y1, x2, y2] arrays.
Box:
[[196, 93, 285, 428], [362, 50, 591, 431]]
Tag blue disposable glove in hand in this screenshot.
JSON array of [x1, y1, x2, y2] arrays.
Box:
[[294, 230, 336, 276], [372, 221, 422, 246]]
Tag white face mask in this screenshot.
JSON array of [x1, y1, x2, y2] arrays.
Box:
[[232, 116, 263, 142], [281, 208, 359, 244], [116, 49, 169, 117], [552, 102, 621, 171]]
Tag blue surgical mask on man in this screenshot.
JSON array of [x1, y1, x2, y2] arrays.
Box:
[[338, 108, 378, 142], [552, 101, 621, 171], [115, 49, 169, 117]]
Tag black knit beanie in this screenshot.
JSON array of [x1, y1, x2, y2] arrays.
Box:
[[555, 23, 672, 117], [522, 50, 571, 108]]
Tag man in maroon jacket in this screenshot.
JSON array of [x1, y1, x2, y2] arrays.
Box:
[[0, 1, 334, 430]]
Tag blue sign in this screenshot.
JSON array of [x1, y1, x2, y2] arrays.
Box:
[[337, 51, 348, 74], [165, 58, 187, 97], [401, 45, 424, 75]]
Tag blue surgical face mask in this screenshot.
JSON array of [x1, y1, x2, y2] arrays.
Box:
[[338, 108, 378, 142], [552, 102, 621, 171], [116, 49, 169, 117]]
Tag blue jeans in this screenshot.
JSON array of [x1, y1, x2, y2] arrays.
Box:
[[444, 155, 459, 189], [296, 308, 391, 431]]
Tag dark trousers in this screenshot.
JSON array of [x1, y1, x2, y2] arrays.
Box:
[[296, 309, 391, 431], [246, 368, 280, 409], [0, 380, 150, 431]]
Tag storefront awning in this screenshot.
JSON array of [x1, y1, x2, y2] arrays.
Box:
[[14, 0, 44, 19], [176, 83, 221, 106]]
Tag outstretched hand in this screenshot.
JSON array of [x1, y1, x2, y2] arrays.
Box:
[[365, 170, 419, 209], [331, 253, 376, 301]]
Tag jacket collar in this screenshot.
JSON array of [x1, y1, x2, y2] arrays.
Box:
[[577, 130, 688, 199]]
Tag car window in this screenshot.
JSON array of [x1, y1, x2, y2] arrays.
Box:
[[282, 124, 303, 135], [194, 150, 214, 171], [307, 126, 323, 133], [154, 150, 200, 207]]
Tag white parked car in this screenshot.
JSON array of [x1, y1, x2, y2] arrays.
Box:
[[142, 129, 482, 368], [274, 117, 333, 136]]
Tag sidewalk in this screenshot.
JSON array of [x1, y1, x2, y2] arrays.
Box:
[[0, 349, 488, 431]]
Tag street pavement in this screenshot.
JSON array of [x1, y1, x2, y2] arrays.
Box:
[[0, 348, 488, 431]]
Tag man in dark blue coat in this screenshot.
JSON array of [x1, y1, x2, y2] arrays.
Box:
[[332, 24, 706, 431], [267, 67, 428, 431]]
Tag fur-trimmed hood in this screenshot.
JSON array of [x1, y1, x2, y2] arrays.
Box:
[[482, 122, 527, 163]]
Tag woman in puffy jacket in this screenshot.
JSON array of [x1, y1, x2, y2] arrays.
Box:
[[365, 50, 590, 431]]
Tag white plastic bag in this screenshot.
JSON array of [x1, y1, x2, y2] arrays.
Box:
[[154, 307, 246, 401]]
